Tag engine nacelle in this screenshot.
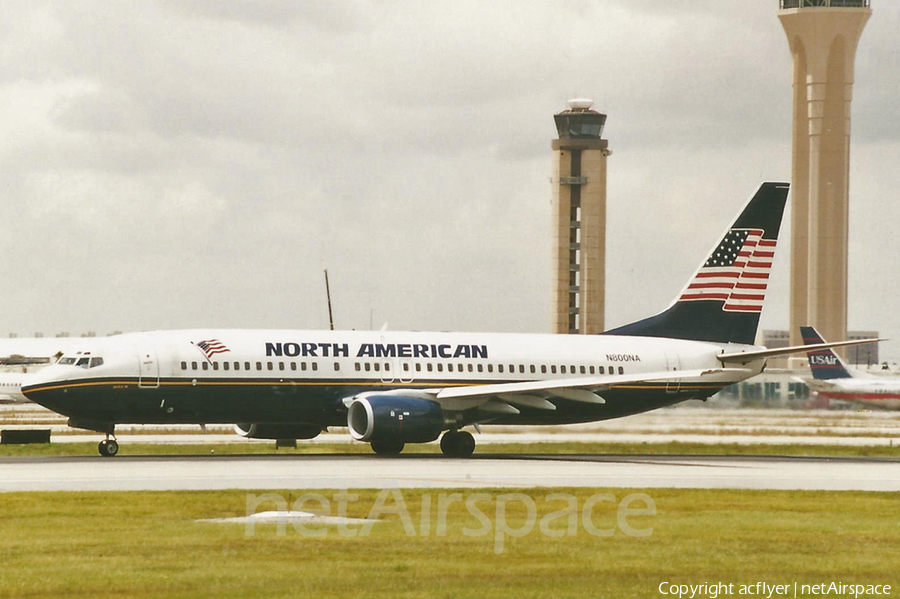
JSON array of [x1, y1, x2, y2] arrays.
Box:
[[347, 395, 444, 444], [234, 423, 322, 440]]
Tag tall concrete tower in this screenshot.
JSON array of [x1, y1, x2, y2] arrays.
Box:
[[779, 0, 871, 350], [551, 99, 610, 334]]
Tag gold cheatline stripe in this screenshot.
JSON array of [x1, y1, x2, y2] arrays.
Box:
[[26, 378, 725, 394]]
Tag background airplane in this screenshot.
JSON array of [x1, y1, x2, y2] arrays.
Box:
[[801, 326, 898, 410]]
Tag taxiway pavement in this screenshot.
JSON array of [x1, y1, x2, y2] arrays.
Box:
[[2, 453, 898, 492]]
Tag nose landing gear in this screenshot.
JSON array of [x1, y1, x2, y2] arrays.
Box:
[[98, 434, 119, 457]]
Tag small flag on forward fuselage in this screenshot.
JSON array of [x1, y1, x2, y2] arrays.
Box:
[[196, 339, 230, 360]]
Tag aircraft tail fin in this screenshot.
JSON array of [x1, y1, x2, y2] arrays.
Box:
[[605, 182, 789, 345], [801, 326, 855, 380]]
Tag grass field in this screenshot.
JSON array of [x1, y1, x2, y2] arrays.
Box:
[[0, 488, 897, 598], [1, 440, 899, 458]]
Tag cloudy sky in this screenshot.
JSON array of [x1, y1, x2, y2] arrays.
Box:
[[1, 1, 898, 356]]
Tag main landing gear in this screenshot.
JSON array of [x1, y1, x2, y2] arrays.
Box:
[[98, 434, 119, 457], [371, 438, 405, 455], [440, 431, 475, 458]]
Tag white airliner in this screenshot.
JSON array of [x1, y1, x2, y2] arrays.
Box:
[[801, 326, 898, 410], [0, 372, 28, 403], [21, 183, 874, 457]]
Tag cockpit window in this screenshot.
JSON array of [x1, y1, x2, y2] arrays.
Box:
[[76, 357, 90, 368], [58, 357, 77, 365], [89, 357, 104, 368]]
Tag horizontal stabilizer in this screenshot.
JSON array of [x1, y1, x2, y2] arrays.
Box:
[[718, 338, 883, 365]]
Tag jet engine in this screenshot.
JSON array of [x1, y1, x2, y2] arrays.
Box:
[[347, 395, 444, 444], [234, 423, 322, 440]]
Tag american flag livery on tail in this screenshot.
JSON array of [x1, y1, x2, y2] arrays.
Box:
[[606, 183, 788, 346], [679, 227, 776, 313]]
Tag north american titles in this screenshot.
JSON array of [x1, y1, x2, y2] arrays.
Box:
[[265, 342, 489, 359]]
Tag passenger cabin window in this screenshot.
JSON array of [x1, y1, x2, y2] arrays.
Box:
[[202, 363, 209, 371], [618, 366, 624, 375], [290, 362, 296, 371], [245, 362, 251, 370], [580, 366, 586, 374], [551, 365, 557, 374], [374, 363, 381, 372], [589, 366, 595, 374], [355, 363, 361, 372], [598, 366, 605, 374], [427, 364, 433, 372], [519, 365, 525, 374], [233, 362, 240, 371], [415, 363, 422, 372], [192, 362, 198, 370], [468, 364, 473, 372], [364, 363, 371, 372], [267, 362, 273, 371], [560, 366, 566, 374], [334, 362, 340, 371], [541, 365, 547, 374], [212, 363, 219, 371], [256, 362, 262, 370], [487, 364, 493, 373], [477, 364, 483, 373], [180, 361, 187, 370], [498, 365, 504, 373], [311, 363, 318, 371], [437, 364, 443, 372], [223, 362, 229, 371], [301, 363, 307, 371], [530, 365, 536, 374], [279, 362, 285, 371]]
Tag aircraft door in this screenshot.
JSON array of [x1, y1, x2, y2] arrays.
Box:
[[398, 359, 414, 384], [379, 359, 396, 384], [665, 351, 681, 394], [138, 343, 160, 389]]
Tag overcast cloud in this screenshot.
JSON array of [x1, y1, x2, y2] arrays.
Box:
[[1, 1, 899, 357]]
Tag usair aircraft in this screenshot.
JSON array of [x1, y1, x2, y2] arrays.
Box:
[[801, 326, 897, 410], [22, 182, 874, 457]]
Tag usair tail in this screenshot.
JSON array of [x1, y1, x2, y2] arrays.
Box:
[[801, 326, 855, 380], [605, 182, 789, 345]]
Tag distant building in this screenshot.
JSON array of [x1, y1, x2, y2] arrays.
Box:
[[551, 99, 611, 334]]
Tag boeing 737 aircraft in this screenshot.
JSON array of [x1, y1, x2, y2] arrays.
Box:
[[21, 183, 874, 457], [801, 326, 898, 410]]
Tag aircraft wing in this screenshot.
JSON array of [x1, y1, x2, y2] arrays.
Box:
[[420, 367, 749, 414]]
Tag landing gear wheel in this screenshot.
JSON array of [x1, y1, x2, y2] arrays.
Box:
[[370, 439, 405, 455], [440, 431, 476, 458], [98, 435, 119, 457], [105, 439, 119, 457]]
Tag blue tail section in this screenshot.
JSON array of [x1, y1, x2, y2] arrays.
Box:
[[800, 326, 854, 380], [605, 182, 789, 345]]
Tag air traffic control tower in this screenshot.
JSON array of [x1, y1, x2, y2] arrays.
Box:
[[551, 99, 610, 334], [779, 0, 871, 350]]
